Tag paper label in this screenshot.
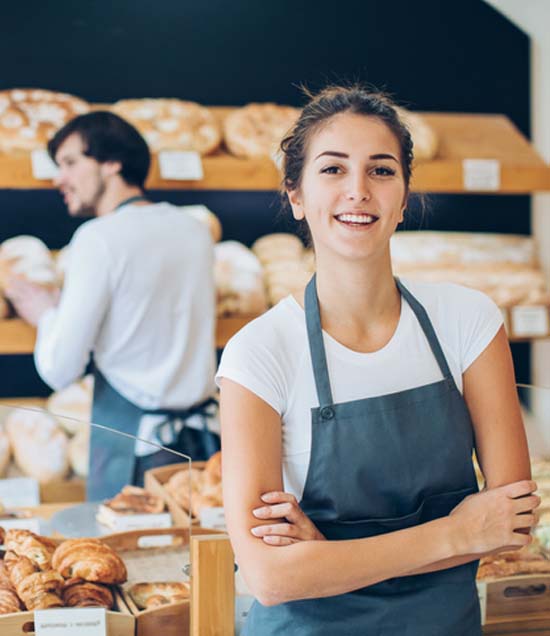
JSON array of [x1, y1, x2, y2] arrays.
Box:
[[511, 306, 550, 337], [0, 477, 40, 507], [35, 607, 106, 636], [199, 506, 226, 530], [476, 581, 487, 625], [0, 517, 40, 533], [158, 151, 203, 180], [31, 149, 59, 180], [463, 159, 500, 191], [97, 505, 172, 532]]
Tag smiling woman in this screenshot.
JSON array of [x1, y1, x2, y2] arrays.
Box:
[[217, 84, 536, 636]]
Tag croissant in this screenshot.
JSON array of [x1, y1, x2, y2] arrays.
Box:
[[0, 561, 13, 589], [4, 552, 36, 590], [4, 529, 57, 570], [62, 579, 114, 609], [52, 539, 127, 584], [25, 591, 64, 611], [4, 552, 63, 610], [0, 587, 21, 614]]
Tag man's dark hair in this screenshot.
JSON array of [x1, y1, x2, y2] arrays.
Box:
[[48, 111, 151, 188]]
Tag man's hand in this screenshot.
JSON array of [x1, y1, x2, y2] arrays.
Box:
[[251, 491, 326, 545], [5, 277, 60, 327]]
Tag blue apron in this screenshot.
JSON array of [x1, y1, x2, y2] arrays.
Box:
[[88, 368, 220, 502], [244, 276, 481, 635]]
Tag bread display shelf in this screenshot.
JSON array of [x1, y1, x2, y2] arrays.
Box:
[[0, 308, 546, 355], [0, 110, 548, 193]]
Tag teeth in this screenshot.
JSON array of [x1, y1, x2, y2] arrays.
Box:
[[337, 214, 377, 224]]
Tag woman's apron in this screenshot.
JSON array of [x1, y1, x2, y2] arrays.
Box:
[[244, 275, 481, 635]]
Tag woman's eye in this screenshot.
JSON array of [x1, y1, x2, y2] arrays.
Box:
[[320, 165, 341, 175], [371, 166, 396, 177]]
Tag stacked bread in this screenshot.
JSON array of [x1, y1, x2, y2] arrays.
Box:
[[0, 89, 89, 154], [252, 233, 311, 305], [165, 451, 222, 518], [96, 486, 165, 529], [223, 103, 300, 158], [112, 99, 221, 154], [214, 241, 268, 316], [477, 545, 550, 580], [0, 530, 126, 613], [391, 232, 550, 307]]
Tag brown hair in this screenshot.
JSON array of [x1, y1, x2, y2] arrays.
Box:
[[281, 84, 414, 198]]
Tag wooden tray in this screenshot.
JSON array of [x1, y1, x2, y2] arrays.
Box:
[[0, 589, 134, 636], [144, 462, 207, 527]]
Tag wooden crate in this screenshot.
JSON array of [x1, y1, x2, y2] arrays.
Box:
[[0, 589, 134, 636], [40, 477, 86, 503], [102, 526, 229, 636], [144, 462, 207, 527]]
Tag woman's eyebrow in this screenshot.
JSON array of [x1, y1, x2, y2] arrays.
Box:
[[314, 151, 398, 162]]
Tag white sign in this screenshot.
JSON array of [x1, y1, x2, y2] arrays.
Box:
[[0, 477, 40, 507], [463, 159, 500, 191], [158, 151, 203, 180], [0, 517, 41, 533], [199, 506, 226, 530], [35, 607, 106, 636], [511, 306, 550, 337], [476, 581, 487, 625], [31, 150, 59, 180], [137, 534, 174, 548]]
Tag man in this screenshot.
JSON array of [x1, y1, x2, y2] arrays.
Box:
[[6, 111, 219, 501]]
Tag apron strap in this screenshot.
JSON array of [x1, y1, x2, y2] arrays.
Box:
[[396, 278, 456, 385], [305, 275, 334, 407]]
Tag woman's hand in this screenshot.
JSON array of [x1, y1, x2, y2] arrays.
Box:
[[450, 480, 540, 555], [250, 491, 326, 545]]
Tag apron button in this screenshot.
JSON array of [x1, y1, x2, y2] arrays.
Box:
[[320, 406, 335, 420]]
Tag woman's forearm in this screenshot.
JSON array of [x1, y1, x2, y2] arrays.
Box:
[[245, 516, 463, 605], [403, 553, 479, 577]]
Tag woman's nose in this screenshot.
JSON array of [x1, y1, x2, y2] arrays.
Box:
[[346, 174, 371, 201]]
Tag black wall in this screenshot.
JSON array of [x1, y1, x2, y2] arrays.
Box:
[[0, 0, 531, 394]]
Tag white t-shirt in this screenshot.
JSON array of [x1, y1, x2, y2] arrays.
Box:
[[36, 202, 218, 452], [216, 280, 503, 500]]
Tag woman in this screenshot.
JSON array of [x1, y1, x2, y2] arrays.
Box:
[[217, 85, 538, 635]]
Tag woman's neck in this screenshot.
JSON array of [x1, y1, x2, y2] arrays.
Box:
[[302, 249, 402, 353]]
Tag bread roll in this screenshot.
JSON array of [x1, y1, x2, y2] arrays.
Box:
[[0, 236, 59, 289], [5, 409, 69, 483], [184, 206, 222, 243], [68, 426, 89, 477], [112, 99, 221, 154], [394, 107, 438, 160], [0, 425, 10, 477], [129, 581, 189, 609], [46, 375, 94, 435]]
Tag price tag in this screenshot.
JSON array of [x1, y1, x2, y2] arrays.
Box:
[[476, 581, 487, 625], [158, 151, 203, 180], [35, 607, 106, 636], [0, 477, 40, 507], [199, 506, 226, 530], [0, 517, 41, 533], [511, 306, 550, 337], [137, 534, 174, 548], [462, 159, 500, 191], [31, 149, 59, 180]]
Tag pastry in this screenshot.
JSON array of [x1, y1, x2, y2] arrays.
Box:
[[52, 538, 127, 584], [204, 451, 222, 482], [4, 551, 63, 610], [0, 587, 21, 614], [129, 581, 190, 609], [102, 486, 164, 515], [0, 425, 10, 477], [184, 206, 222, 243], [68, 426, 90, 477], [223, 103, 300, 158], [0, 88, 89, 153], [5, 409, 69, 483], [0, 235, 59, 290], [62, 578, 114, 609], [112, 99, 221, 154], [4, 529, 57, 570]]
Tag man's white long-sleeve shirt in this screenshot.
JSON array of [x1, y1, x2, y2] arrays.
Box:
[[35, 202, 217, 414]]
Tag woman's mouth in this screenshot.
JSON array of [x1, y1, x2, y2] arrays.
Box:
[[334, 213, 379, 228]]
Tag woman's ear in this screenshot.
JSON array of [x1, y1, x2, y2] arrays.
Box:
[[287, 188, 305, 221]]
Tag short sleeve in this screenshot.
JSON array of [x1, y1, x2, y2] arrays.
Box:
[[459, 289, 504, 372], [215, 317, 288, 415]]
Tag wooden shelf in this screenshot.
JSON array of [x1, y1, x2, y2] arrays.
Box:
[[0, 317, 254, 353], [0, 313, 546, 355], [0, 111, 548, 193]]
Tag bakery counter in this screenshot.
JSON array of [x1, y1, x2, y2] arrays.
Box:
[[0, 111, 549, 193]]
